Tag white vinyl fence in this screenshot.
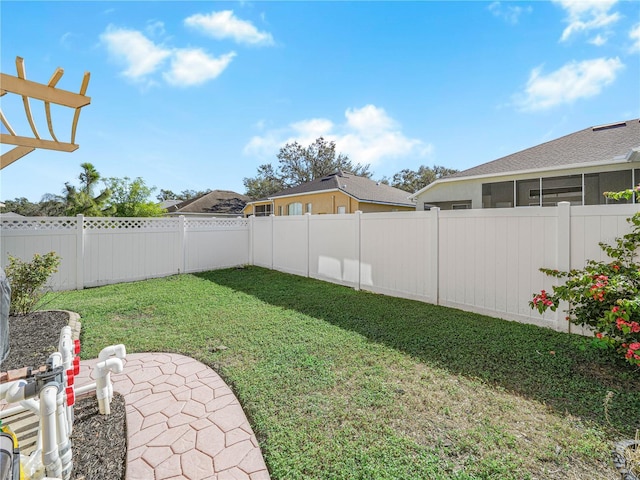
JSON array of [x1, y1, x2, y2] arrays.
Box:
[[250, 203, 638, 333], [2, 202, 637, 333], [0, 216, 250, 290]]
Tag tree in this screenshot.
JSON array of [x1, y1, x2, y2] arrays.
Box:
[[104, 177, 166, 217], [63, 162, 113, 216], [243, 137, 371, 199], [156, 189, 212, 202], [243, 164, 286, 199], [38, 193, 66, 216], [0, 197, 40, 216], [381, 165, 459, 193], [156, 189, 178, 202]]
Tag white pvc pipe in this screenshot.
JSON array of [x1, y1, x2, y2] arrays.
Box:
[[95, 358, 123, 415], [48, 352, 62, 369], [55, 390, 72, 480], [73, 382, 96, 397], [58, 326, 74, 371], [0, 398, 39, 418], [40, 384, 62, 479], [98, 344, 126, 361], [2, 380, 28, 404]]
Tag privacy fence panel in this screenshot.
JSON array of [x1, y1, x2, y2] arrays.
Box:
[[308, 214, 360, 287], [569, 204, 638, 269], [83, 217, 182, 288], [360, 211, 438, 303], [251, 216, 274, 269], [271, 216, 309, 277], [0, 217, 79, 291], [183, 218, 250, 273], [438, 208, 560, 330]]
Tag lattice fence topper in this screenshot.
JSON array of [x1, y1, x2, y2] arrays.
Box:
[[0, 56, 91, 169], [184, 218, 249, 229], [0, 216, 78, 231], [83, 217, 180, 231]]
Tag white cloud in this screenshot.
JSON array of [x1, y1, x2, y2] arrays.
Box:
[[553, 0, 620, 42], [588, 34, 607, 46], [100, 26, 171, 80], [488, 2, 532, 25], [630, 23, 640, 52], [101, 25, 236, 87], [146, 20, 165, 37], [164, 49, 236, 87], [184, 10, 274, 46], [244, 105, 432, 166], [516, 57, 624, 111]]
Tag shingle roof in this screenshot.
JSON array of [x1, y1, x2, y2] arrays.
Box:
[[170, 190, 250, 214], [267, 171, 414, 206], [447, 119, 640, 180]]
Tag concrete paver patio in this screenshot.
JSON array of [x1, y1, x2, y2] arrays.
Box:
[[77, 352, 270, 480]]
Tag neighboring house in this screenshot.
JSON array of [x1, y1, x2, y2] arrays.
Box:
[[158, 199, 182, 210], [243, 171, 415, 217], [166, 190, 250, 217], [411, 119, 640, 210]]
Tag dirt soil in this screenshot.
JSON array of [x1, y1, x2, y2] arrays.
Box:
[[2, 311, 126, 480]]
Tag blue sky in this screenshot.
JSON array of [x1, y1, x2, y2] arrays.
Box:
[[1, 0, 639, 202]]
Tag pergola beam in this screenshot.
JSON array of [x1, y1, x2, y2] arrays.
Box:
[[0, 146, 36, 169], [0, 133, 78, 152], [0, 73, 91, 109]]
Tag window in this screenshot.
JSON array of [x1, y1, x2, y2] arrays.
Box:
[[540, 175, 582, 206], [452, 204, 470, 210], [482, 181, 514, 208], [337, 206, 346, 214], [483, 170, 637, 208], [288, 202, 303, 215], [306, 203, 312, 214], [516, 178, 540, 206], [584, 170, 633, 205], [254, 204, 273, 217]]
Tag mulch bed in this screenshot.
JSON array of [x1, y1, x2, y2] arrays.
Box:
[[1, 311, 126, 480]]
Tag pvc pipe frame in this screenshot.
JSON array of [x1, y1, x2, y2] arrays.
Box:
[[40, 384, 62, 479], [95, 358, 124, 415]]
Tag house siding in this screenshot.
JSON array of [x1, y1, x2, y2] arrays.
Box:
[[416, 162, 640, 210]]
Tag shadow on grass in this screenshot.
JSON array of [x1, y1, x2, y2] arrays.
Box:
[[195, 267, 640, 437]]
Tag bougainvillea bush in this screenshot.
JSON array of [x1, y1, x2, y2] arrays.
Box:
[[531, 187, 640, 367]]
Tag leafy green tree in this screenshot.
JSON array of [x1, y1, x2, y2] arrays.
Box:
[[381, 165, 459, 193], [179, 189, 211, 201], [38, 193, 66, 216], [157, 189, 179, 202], [104, 177, 166, 217], [243, 137, 371, 199], [156, 189, 212, 202], [63, 162, 113, 216], [243, 164, 286, 199], [0, 197, 40, 216]]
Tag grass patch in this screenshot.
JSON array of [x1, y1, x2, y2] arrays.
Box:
[[49, 267, 639, 479]]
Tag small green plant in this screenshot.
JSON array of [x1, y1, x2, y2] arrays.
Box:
[[6, 252, 61, 315], [531, 186, 640, 367]]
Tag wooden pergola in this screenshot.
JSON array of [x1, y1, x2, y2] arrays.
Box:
[[0, 56, 91, 169]]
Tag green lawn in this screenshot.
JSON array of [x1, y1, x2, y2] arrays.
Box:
[[48, 267, 639, 479]]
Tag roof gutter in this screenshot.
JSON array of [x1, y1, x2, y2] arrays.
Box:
[[409, 148, 640, 199]]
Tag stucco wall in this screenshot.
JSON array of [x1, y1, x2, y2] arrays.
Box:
[[357, 202, 415, 213], [246, 191, 414, 215]]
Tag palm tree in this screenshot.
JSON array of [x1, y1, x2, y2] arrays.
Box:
[[63, 163, 113, 216]]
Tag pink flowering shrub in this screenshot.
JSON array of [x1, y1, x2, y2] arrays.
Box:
[[530, 186, 640, 367]]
